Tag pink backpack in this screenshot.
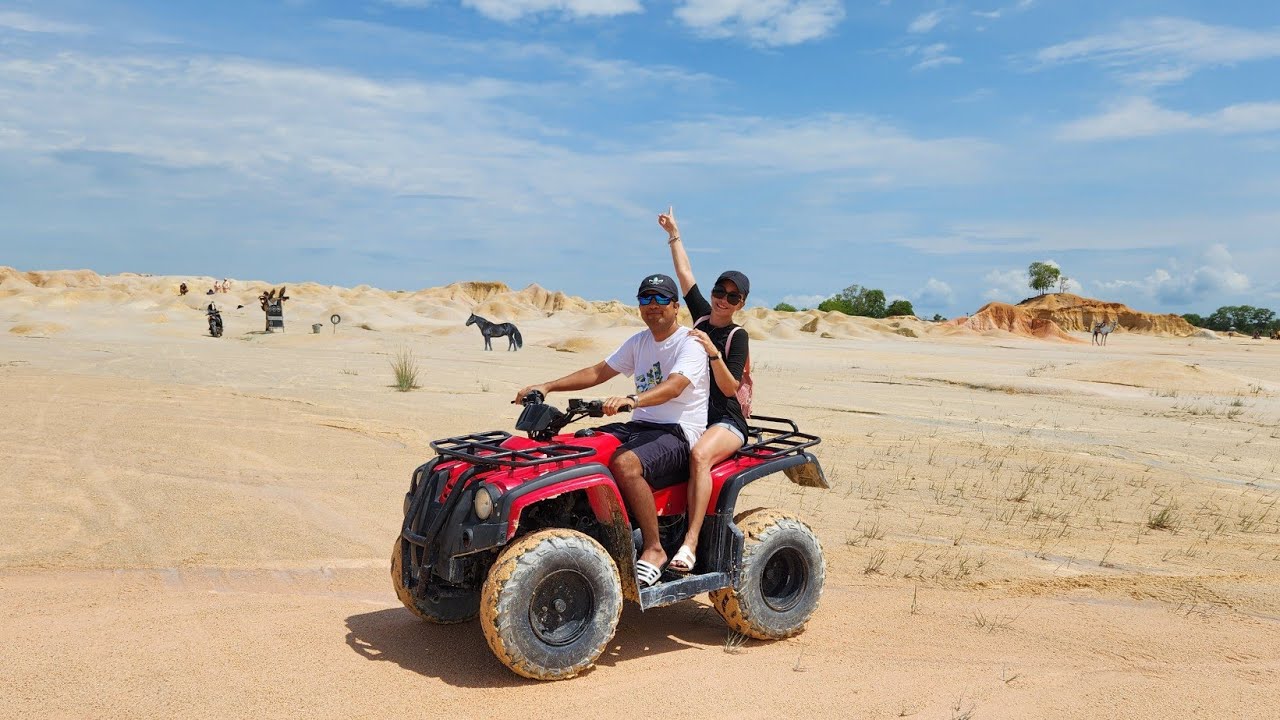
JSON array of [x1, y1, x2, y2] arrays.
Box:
[[695, 318, 753, 419]]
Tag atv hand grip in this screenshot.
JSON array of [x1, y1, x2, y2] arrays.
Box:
[[516, 390, 545, 406]]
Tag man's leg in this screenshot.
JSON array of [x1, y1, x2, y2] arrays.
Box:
[[609, 450, 666, 569]]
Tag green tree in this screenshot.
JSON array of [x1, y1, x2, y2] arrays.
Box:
[[1203, 305, 1277, 333], [886, 299, 915, 317], [1181, 313, 1205, 328], [817, 296, 853, 314], [819, 284, 887, 318], [1027, 261, 1061, 296], [773, 302, 797, 312], [931, 313, 946, 322]]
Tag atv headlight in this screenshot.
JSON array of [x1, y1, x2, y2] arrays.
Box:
[[473, 485, 495, 521]]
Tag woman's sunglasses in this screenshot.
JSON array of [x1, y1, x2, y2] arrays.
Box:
[[637, 295, 674, 306], [711, 287, 744, 305]]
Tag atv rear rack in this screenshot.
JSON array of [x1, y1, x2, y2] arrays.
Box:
[[430, 430, 596, 469], [736, 415, 821, 460]]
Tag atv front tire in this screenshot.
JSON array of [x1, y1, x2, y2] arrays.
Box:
[[392, 536, 480, 624], [480, 528, 622, 681], [710, 508, 825, 640]]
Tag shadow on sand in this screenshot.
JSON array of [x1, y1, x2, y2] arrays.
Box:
[[345, 601, 728, 685]]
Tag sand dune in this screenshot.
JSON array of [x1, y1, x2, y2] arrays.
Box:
[[1, 267, 1211, 347], [1019, 292, 1197, 336], [4, 267, 1280, 718]]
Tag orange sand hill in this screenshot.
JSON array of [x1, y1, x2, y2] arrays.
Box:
[[947, 302, 1082, 342], [1017, 293, 1196, 336]]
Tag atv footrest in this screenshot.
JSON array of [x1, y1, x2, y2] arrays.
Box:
[[639, 572, 731, 610]]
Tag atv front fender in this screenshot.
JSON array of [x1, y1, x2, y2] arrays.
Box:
[[501, 463, 628, 539]]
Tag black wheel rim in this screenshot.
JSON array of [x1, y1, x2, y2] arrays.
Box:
[[529, 568, 595, 647], [761, 546, 808, 612]]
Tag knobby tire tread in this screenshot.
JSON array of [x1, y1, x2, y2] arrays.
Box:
[[709, 507, 825, 640], [480, 528, 621, 681]]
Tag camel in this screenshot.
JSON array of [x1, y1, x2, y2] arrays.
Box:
[[1092, 320, 1118, 346]]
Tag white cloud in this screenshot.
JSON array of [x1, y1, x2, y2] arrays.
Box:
[[0, 10, 90, 34], [648, 114, 993, 183], [908, 10, 942, 34], [1036, 17, 1280, 86], [982, 268, 1029, 301], [674, 0, 845, 47], [916, 277, 954, 306], [1059, 97, 1280, 141], [781, 293, 828, 309], [909, 42, 962, 70], [894, 214, 1280, 254], [462, 0, 642, 22], [1059, 276, 1086, 295], [1094, 243, 1251, 305]]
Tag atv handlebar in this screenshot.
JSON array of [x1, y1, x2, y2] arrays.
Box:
[[514, 393, 630, 440], [567, 398, 633, 416]]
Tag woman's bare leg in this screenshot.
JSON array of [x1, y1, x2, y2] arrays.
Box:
[[681, 426, 745, 565]]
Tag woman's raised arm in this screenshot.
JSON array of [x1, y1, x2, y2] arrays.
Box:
[[658, 206, 696, 295]]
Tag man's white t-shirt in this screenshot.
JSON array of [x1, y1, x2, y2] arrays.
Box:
[[605, 325, 710, 446]]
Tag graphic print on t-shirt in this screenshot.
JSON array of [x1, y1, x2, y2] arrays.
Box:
[[636, 362, 663, 392]]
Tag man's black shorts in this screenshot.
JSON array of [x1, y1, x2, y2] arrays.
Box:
[[597, 421, 690, 489]]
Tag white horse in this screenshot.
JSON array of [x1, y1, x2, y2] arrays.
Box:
[[1092, 320, 1118, 346]]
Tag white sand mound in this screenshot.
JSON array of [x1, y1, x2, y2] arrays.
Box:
[[793, 310, 921, 340], [9, 322, 68, 336], [1044, 359, 1269, 395], [546, 336, 601, 353]]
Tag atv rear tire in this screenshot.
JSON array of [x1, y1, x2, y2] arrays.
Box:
[[391, 536, 480, 624], [480, 528, 622, 681], [709, 508, 825, 640]]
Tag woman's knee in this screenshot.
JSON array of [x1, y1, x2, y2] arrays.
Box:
[[689, 445, 716, 470]]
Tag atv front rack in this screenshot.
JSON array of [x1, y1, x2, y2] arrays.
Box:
[[736, 415, 821, 460], [430, 430, 596, 469]]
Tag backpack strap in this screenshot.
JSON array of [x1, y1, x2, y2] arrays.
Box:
[[725, 326, 748, 372]]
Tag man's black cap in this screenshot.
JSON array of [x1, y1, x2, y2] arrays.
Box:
[[637, 273, 680, 300], [715, 270, 750, 298]]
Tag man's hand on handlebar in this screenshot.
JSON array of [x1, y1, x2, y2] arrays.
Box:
[[513, 385, 548, 405], [601, 396, 634, 416]]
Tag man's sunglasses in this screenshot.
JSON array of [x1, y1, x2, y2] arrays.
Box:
[[711, 287, 744, 305], [637, 295, 674, 306]]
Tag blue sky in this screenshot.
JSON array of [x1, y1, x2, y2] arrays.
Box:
[[1, 1, 1277, 317]]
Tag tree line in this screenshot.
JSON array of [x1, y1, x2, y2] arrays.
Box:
[[1182, 306, 1278, 334], [773, 284, 915, 318]]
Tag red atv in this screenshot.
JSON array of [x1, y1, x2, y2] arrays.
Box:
[[392, 391, 829, 680]]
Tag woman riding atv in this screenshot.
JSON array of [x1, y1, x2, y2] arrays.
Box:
[[657, 207, 751, 574]]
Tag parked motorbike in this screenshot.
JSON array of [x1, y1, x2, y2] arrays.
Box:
[[207, 303, 223, 338]]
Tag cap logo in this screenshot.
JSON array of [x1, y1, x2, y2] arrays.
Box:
[[648, 276, 663, 284]]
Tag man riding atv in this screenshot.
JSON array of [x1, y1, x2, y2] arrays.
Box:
[[396, 273, 828, 681], [515, 273, 708, 588]]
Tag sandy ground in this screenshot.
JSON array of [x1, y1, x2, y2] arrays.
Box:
[[2, 277, 1279, 719]]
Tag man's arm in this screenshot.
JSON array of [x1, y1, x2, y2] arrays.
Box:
[[603, 370, 690, 415], [633, 372, 690, 408], [514, 361, 619, 404]]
